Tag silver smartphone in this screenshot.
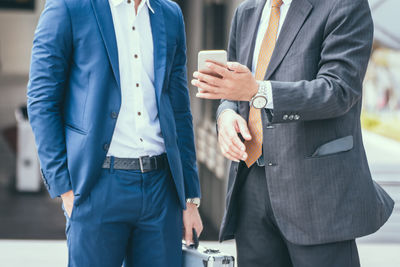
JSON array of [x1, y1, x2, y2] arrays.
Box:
[[197, 50, 228, 76]]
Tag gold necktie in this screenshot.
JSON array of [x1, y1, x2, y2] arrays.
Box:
[[245, 0, 283, 167]]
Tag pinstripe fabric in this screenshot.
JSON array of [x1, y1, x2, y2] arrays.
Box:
[[218, 0, 394, 246], [245, 0, 283, 167]]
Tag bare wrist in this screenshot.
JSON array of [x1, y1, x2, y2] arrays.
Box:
[[248, 79, 259, 101], [217, 109, 237, 126]]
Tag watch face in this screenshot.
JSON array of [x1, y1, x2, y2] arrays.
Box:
[[253, 96, 267, 109]]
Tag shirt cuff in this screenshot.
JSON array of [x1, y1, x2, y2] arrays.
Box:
[[265, 80, 274, 110]]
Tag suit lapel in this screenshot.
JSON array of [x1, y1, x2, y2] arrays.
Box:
[[149, 0, 167, 104], [90, 0, 120, 89], [240, 0, 266, 120], [264, 0, 313, 80]]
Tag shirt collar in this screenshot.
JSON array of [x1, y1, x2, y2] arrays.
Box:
[[110, 0, 155, 13]]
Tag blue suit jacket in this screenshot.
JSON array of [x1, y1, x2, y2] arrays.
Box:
[[27, 0, 200, 207]]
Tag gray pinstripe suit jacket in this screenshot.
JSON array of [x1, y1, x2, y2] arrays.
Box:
[[217, 0, 394, 245]]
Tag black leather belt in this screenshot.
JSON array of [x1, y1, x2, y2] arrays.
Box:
[[102, 154, 168, 173]]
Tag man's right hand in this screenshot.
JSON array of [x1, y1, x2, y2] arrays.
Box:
[[61, 190, 75, 218], [217, 110, 252, 162]]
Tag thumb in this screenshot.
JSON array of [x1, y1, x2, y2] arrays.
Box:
[[236, 117, 251, 140], [227, 62, 249, 73]]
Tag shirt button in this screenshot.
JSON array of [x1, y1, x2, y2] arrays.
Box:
[[111, 111, 118, 119], [289, 115, 294, 120], [134, 54, 138, 59], [140, 138, 143, 142], [283, 115, 288, 120], [136, 83, 140, 87], [127, 0, 131, 3], [103, 143, 109, 151], [132, 26, 136, 31], [137, 112, 141, 116], [268, 162, 276, 166]]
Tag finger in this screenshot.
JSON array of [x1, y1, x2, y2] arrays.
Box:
[[219, 138, 239, 160], [227, 62, 249, 73], [206, 62, 231, 78], [196, 92, 224, 100], [223, 151, 240, 162], [193, 71, 223, 87], [219, 139, 242, 162], [222, 126, 247, 152], [191, 79, 219, 93], [229, 132, 246, 152], [236, 117, 252, 140], [220, 125, 247, 158], [225, 136, 247, 159], [205, 60, 228, 68], [184, 227, 193, 245]]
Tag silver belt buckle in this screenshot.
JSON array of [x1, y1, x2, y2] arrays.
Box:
[[139, 156, 150, 173], [139, 156, 145, 173]]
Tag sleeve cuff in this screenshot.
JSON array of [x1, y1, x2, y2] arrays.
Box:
[[265, 80, 274, 110], [41, 169, 73, 199]]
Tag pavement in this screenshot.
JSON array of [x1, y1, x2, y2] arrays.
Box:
[[0, 240, 399, 267]]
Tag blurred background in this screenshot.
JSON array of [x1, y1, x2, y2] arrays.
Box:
[[0, 0, 399, 266]]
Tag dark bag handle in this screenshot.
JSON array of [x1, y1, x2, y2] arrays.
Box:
[[191, 228, 199, 249]]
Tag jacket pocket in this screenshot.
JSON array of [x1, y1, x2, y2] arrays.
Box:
[[308, 135, 353, 158]]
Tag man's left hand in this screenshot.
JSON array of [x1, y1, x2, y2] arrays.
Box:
[[183, 203, 203, 246], [192, 62, 258, 101]]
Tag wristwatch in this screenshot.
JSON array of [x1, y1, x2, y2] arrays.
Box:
[[250, 80, 269, 109], [186, 198, 201, 208]]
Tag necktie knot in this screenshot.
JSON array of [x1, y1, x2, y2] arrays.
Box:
[[272, 0, 283, 8]]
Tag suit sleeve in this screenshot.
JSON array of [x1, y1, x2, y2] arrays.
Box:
[[270, 0, 373, 123], [27, 0, 72, 198], [169, 4, 200, 199], [216, 8, 240, 122]]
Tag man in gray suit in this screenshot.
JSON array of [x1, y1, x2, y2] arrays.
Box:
[[192, 0, 394, 266]]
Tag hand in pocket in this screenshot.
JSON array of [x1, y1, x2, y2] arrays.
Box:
[[61, 190, 75, 218]]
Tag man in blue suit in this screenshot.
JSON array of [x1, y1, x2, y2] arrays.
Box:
[[27, 0, 202, 266]]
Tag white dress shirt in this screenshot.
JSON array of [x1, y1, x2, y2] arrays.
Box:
[[251, 0, 292, 109], [107, 0, 166, 158]]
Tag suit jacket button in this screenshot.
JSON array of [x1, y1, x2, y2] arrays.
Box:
[[103, 143, 109, 151], [289, 115, 294, 120], [111, 111, 118, 119], [294, 115, 300, 120], [283, 115, 288, 120]]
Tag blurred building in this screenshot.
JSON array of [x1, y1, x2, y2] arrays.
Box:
[[173, 0, 243, 237]]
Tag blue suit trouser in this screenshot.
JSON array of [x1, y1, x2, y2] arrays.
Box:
[[63, 166, 182, 267]]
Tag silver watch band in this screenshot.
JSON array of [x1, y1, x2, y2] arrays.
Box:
[[256, 80, 269, 98], [250, 81, 269, 109], [186, 198, 201, 208]]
